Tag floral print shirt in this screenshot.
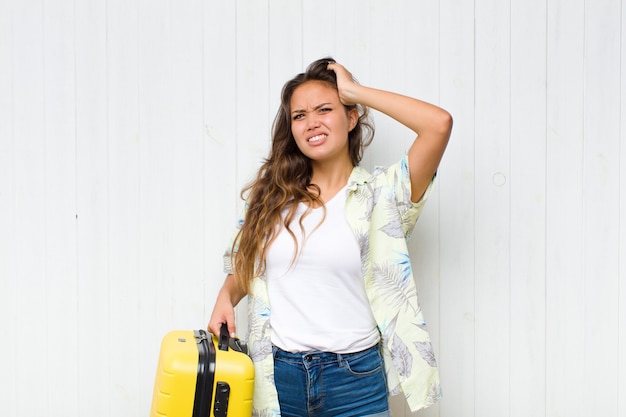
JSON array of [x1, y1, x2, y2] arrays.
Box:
[[223, 155, 441, 416]]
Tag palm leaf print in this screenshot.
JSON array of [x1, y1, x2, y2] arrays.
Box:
[[372, 262, 418, 315], [353, 229, 370, 262], [379, 216, 405, 238], [249, 336, 272, 362], [380, 311, 398, 344], [358, 182, 382, 221], [414, 341, 438, 367], [249, 319, 272, 362], [427, 381, 443, 403], [391, 333, 413, 378], [253, 409, 277, 417], [379, 192, 408, 238]]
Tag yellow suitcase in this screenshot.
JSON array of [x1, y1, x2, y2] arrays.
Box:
[[150, 325, 254, 417]]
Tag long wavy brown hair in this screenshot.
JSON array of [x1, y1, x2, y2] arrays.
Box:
[[232, 57, 374, 294]]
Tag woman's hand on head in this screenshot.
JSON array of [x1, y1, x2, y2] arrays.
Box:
[[327, 61, 360, 106]]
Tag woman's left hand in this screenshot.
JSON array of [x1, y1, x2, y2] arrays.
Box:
[[327, 61, 360, 106], [327, 59, 452, 203]]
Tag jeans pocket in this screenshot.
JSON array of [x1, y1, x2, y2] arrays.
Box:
[[343, 348, 383, 376]]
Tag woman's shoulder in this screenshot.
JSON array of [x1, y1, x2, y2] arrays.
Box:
[[349, 154, 411, 188]]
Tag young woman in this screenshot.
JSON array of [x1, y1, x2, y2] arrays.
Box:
[[208, 58, 452, 417]]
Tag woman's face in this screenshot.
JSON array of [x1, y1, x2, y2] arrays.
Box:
[[289, 81, 357, 164]]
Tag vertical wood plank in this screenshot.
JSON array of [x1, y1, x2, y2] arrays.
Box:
[[582, 1, 621, 415], [403, 0, 442, 107], [474, 0, 511, 415], [0, 1, 17, 416], [620, 5, 626, 414], [302, 0, 335, 65], [234, 0, 270, 332], [107, 0, 141, 415], [333, 3, 372, 172], [334, 0, 370, 78], [12, 1, 47, 414], [438, 0, 476, 416], [405, 1, 444, 417], [166, 0, 205, 328], [235, 0, 270, 193], [75, 0, 110, 414], [233, 4, 270, 184], [269, 0, 301, 128], [367, 1, 409, 170], [138, 0, 172, 343], [334, 0, 370, 165], [138, 2, 206, 410], [545, 0, 585, 416], [137, 3, 176, 411], [333, 1, 372, 200], [43, 1, 78, 414], [509, 0, 547, 416], [202, 0, 238, 338]]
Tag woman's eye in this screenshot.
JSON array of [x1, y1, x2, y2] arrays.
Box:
[[320, 107, 331, 113], [293, 114, 304, 120]]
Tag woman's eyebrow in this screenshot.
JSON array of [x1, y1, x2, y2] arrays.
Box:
[[291, 102, 332, 115]]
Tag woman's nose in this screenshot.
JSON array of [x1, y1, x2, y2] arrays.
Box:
[[307, 116, 320, 130]]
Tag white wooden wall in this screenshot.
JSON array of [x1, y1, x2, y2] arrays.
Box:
[[0, 1, 624, 416]]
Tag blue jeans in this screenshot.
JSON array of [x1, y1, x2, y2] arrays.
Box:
[[273, 344, 390, 417]]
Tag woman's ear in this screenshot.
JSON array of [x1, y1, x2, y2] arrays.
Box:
[[348, 108, 358, 132]]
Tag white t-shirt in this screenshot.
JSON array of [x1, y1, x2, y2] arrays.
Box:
[[265, 186, 380, 353]]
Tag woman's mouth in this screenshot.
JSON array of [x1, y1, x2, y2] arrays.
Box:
[[308, 134, 327, 143]]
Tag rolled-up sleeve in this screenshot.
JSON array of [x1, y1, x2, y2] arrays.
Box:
[[223, 205, 248, 274]]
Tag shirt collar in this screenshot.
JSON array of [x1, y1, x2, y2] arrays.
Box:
[[347, 165, 371, 192]]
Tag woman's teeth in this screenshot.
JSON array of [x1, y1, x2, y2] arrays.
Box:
[[308, 134, 326, 143]]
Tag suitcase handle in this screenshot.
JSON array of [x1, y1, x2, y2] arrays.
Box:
[[218, 322, 230, 351]]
